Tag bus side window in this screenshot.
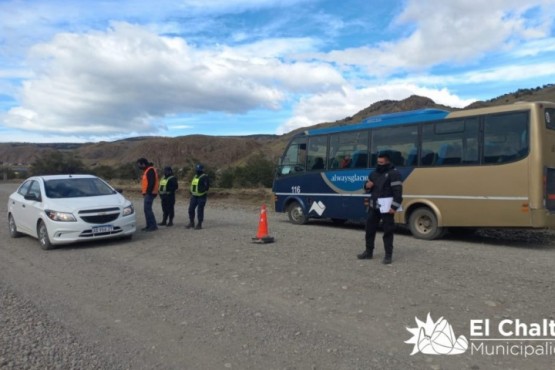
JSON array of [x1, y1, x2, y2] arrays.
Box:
[[329, 157, 340, 169], [421, 150, 436, 165], [484, 143, 502, 163], [383, 150, 404, 166], [437, 144, 461, 165], [406, 148, 418, 166], [351, 151, 368, 168], [311, 157, 325, 170], [370, 153, 377, 167], [462, 148, 478, 164]]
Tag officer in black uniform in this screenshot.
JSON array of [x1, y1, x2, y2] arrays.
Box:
[[186, 164, 210, 230], [158, 166, 178, 226], [357, 152, 403, 264]]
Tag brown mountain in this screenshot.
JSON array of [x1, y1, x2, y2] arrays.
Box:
[[1, 83, 554, 172]]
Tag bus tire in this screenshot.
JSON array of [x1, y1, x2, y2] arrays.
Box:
[[408, 207, 445, 240], [287, 201, 308, 225]]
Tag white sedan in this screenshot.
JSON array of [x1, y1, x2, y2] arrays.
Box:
[[7, 174, 136, 250]]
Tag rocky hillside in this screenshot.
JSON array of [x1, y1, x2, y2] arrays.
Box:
[[1, 84, 554, 172]]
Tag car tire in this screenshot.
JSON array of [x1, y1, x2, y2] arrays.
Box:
[[287, 201, 308, 225], [8, 214, 22, 238], [408, 207, 446, 240], [37, 220, 54, 250]]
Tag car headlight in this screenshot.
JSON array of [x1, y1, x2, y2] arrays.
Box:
[[45, 210, 77, 222], [123, 204, 134, 216]]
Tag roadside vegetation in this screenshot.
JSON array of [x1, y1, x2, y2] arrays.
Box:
[[3, 150, 276, 191]]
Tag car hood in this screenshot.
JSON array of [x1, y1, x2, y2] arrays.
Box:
[[43, 194, 132, 212]]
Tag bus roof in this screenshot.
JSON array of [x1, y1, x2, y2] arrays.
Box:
[[305, 108, 450, 136]]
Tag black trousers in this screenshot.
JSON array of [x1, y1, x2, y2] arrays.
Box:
[[160, 194, 175, 222], [188, 195, 207, 223], [365, 208, 395, 256]]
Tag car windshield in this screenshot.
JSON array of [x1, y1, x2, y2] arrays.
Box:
[[44, 178, 116, 198]]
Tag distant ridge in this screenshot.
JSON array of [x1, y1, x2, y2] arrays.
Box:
[[1, 83, 554, 171]]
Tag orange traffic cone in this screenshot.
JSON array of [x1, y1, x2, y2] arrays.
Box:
[[252, 204, 275, 243]]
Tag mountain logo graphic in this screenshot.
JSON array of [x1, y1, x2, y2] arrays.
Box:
[[405, 313, 468, 355], [308, 200, 326, 216]]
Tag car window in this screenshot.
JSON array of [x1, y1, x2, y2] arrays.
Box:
[[28, 181, 42, 201], [17, 180, 32, 196], [45, 178, 116, 198]]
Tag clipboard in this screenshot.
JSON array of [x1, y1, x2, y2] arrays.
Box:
[[377, 197, 403, 213]]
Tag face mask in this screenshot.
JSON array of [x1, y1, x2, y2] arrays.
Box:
[[376, 164, 388, 173]]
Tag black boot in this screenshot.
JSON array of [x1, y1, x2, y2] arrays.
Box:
[[186, 221, 194, 229], [167, 219, 173, 227], [194, 222, 202, 230], [382, 255, 392, 264], [158, 220, 167, 226], [357, 249, 373, 259]]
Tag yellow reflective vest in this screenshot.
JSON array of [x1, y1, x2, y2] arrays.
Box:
[[190, 174, 208, 196], [159, 176, 174, 195]]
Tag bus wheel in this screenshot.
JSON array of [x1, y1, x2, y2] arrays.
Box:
[[287, 201, 307, 225], [408, 207, 445, 240]]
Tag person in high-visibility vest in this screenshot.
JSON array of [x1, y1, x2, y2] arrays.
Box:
[[158, 166, 178, 226], [186, 163, 210, 230], [137, 157, 160, 232]]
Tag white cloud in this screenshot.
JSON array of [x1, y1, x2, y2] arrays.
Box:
[[394, 61, 555, 86], [276, 83, 476, 134], [4, 22, 344, 138], [315, 0, 555, 76]]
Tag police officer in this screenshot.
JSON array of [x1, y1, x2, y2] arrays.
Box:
[[357, 152, 403, 264], [158, 166, 178, 227], [186, 164, 210, 230]]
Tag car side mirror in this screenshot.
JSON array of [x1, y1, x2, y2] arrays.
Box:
[[24, 193, 41, 201]]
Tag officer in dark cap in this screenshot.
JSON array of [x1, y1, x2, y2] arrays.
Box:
[[186, 164, 210, 230]]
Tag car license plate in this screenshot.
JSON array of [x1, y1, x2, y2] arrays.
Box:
[[92, 225, 113, 234]]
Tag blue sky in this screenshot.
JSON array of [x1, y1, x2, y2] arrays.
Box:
[[1, 0, 555, 143]]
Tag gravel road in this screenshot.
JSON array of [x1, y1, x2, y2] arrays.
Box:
[[1, 182, 555, 370]]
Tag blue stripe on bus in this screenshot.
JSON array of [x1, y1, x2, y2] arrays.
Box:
[[306, 108, 450, 136]]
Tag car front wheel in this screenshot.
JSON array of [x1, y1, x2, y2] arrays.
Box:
[[8, 214, 22, 238], [37, 220, 54, 250]]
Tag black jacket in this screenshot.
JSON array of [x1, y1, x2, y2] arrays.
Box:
[[365, 164, 403, 211]]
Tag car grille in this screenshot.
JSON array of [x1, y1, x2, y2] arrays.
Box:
[[78, 207, 121, 224]]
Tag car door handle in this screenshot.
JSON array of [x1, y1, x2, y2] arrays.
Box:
[[22, 204, 26, 208]]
